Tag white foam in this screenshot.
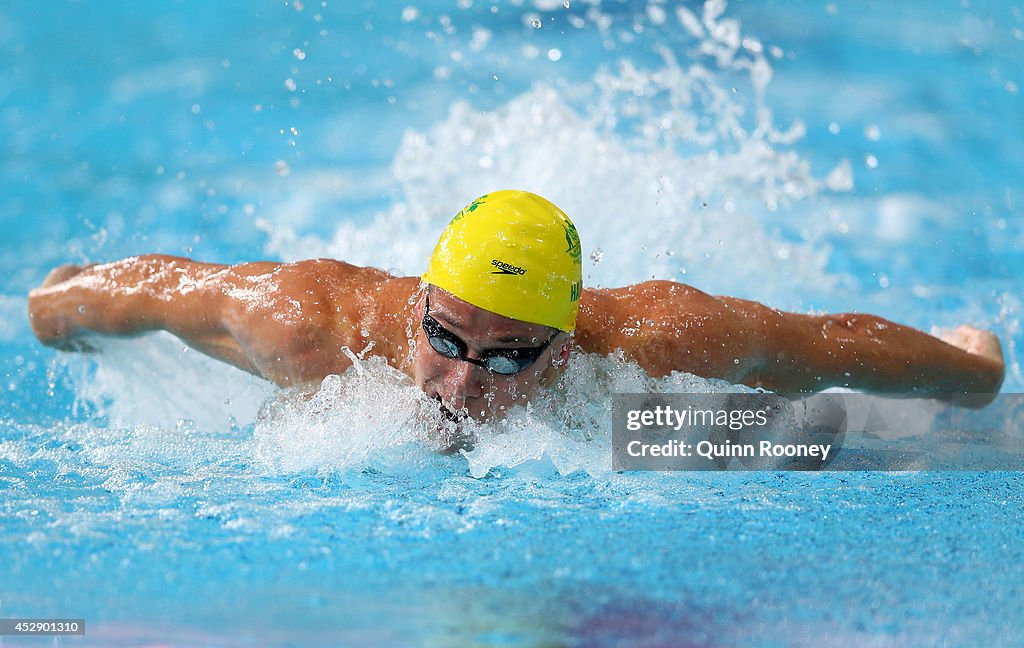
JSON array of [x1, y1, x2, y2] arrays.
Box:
[[250, 355, 448, 473], [246, 347, 768, 479], [62, 332, 275, 431]]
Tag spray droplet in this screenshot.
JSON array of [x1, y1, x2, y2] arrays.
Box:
[[530, 18, 542, 28], [563, 0, 570, 7], [590, 248, 604, 264]]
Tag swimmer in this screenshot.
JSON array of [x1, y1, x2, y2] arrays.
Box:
[[27, 190, 1005, 423]]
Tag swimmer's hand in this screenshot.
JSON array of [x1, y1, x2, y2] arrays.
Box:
[[939, 325, 1004, 365], [28, 264, 98, 352], [939, 324, 1005, 407]]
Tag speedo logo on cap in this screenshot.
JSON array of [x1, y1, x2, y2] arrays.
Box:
[[491, 259, 526, 275]]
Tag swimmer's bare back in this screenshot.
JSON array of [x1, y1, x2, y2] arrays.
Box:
[[28, 254, 1005, 404]]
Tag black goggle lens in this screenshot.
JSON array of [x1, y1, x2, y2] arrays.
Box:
[[425, 326, 462, 359], [485, 355, 522, 375], [421, 297, 554, 376]]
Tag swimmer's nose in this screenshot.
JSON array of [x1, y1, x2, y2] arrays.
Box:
[[441, 359, 484, 411]]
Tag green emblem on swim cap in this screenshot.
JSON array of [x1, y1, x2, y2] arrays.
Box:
[[467, 194, 487, 212], [451, 194, 488, 223], [563, 220, 581, 262]]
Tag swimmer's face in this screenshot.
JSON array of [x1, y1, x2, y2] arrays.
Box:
[[413, 286, 571, 423]]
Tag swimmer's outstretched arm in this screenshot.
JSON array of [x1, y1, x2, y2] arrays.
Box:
[[27, 255, 414, 386], [742, 306, 1005, 405], [577, 281, 1005, 406]]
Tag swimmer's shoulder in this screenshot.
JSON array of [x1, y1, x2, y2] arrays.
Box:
[[277, 258, 418, 336], [225, 259, 417, 375], [271, 258, 416, 293], [579, 280, 711, 315], [281, 258, 388, 281], [576, 280, 721, 355]]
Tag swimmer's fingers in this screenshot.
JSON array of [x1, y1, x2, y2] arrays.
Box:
[[935, 324, 967, 347], [39, 264, 88, 289], [939, 324, 1004, 365]]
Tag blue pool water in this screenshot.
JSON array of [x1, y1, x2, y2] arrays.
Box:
[[2, 1, 1023, 645]]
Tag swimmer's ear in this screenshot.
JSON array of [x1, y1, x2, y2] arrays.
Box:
[[551, 334, 573, 367], [540, 336, 572, 387], [413, 283, 428, 317]]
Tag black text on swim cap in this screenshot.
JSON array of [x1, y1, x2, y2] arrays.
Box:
[[491, 259, 527, 275]]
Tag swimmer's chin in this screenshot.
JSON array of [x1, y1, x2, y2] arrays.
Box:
[[434, 420, 476, 455], [428, 397, 477, 454]]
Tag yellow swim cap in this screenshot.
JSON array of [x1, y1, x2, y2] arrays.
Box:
[[423, 190, 583, 332]]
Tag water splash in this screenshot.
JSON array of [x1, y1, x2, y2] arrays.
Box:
[[259, 3, 847, 307], [251, 356, 448, 473], [61, 332, 275, 431], [458, 350, 685, 478]]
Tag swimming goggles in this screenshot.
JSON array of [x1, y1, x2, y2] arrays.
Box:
[[422, 292, 557, 375]]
